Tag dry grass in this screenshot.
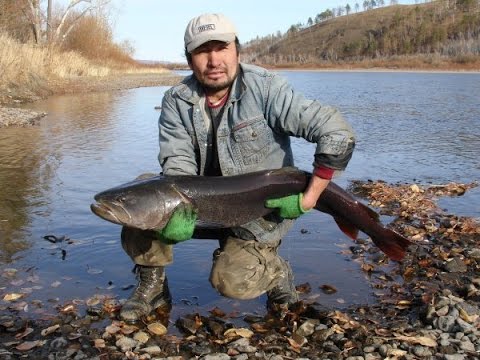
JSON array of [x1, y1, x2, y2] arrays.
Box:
[[0, 32, 169, 103]]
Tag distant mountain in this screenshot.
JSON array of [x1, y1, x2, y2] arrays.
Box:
[[242, 1, 480, 68]]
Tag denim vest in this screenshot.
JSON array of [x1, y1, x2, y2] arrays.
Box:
[[158, 63, 355, 242]]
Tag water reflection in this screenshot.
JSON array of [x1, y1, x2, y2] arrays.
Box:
[[0, 126, 47, 263]]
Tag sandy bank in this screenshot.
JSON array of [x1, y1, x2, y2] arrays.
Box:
[[0, 72, 182, 128]]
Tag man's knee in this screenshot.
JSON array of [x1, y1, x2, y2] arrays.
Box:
[[209, 237, 286, 300], [121, 227, 173, 266]]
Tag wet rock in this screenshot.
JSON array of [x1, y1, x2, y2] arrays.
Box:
[[412, 345, 432, 357], [436, 316, 456, 332], [444, 355, 466, 360], [295, 319, 319, 337], [228, 338, 256, 353], [191, 342, 213, 356], [140, 345, 161, 355], [201, 354, 230, 360], [443, 257, 467, 273], [115, 336, 138, 352], [50, 336, 69, 350], [133, 331, 150, 344]]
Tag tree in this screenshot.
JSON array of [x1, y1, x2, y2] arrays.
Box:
[[307, 17, 313, 27], [355, 2, 360, 12], [363, 0, 370, 10], [22, 0, 112, 45], [346, 3, 352, 15]]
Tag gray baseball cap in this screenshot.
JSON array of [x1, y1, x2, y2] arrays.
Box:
[[184, 13, 237, 53]]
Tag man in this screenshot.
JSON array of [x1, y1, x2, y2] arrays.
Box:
[[119, 13, 355, 323]]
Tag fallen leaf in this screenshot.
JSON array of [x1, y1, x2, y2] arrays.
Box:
[[209, 306, 226, 317], [15, 327, 34, 340], [3, 293, 23, 301], [41, 324, 60, 336], [320, 284, 337, 294], [224, 328, 254, 339], [16, 340, 44, 351], [147, 322, 167, 336], [94, 338, 106, 348], [395, 335, 437, 347]]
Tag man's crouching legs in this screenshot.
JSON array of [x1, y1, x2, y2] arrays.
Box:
[[120, 227, 173, 323], [209, 237, 299, 307]]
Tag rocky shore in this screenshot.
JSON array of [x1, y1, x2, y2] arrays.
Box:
[[0, 180, 478, 359], [0, 73, 182, 128]]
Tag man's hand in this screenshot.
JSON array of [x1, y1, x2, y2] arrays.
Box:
[[156, 203, 197, 244], [265, 193, 307, 219]]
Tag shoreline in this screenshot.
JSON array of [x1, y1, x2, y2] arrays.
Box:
[[0, 72, 182, 128]]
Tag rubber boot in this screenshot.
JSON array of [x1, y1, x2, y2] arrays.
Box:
[[120, 265, 171, 323], [266, 262, 299, 313]]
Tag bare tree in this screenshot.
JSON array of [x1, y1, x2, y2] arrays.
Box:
[[24, 0, 111, 44], [53, 0, 112, 45], [25, 0, 42, 43]]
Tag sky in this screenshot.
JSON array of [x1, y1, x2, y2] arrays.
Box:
[[110, 0, 416, 63]]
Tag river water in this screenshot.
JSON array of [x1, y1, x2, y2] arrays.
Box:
[[0, 71, 479, 324]]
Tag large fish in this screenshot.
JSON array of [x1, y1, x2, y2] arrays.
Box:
[[91, 167, 411, 260]]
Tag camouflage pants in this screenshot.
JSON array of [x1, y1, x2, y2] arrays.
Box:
[[121, 227, 294, 300]]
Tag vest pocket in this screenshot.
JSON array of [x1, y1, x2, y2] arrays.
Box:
[[232, 117, 272, 164]]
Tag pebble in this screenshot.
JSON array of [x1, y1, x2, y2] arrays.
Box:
[[200, 354, 231, 360], [115, 336, 138, 352]]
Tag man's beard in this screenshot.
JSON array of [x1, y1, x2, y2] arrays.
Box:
[[196, 65, 239, 92]]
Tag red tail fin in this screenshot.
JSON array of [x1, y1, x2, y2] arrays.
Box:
[[371, 227, 412, 261]]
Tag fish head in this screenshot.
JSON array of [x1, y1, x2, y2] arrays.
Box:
[[90, 177, 184, 230]]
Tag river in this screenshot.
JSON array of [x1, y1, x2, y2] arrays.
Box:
[[0, 70, 479, 325]]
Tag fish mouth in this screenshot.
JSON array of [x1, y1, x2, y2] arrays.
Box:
[[90, 201, 131, 226]]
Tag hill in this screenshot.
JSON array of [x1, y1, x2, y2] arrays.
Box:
[[242, 0, 480, 70]]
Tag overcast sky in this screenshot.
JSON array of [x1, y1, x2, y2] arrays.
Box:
[[109, 0, 416, 62]]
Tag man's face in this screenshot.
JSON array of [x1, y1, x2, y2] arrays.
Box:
[[189, 41, 239, 93]]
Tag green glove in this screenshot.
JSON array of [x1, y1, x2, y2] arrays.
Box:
[[156, 203, 197, 244], [265, 193, 308, 219]]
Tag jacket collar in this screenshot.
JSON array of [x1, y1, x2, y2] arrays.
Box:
[[176, 63, 246, 105]]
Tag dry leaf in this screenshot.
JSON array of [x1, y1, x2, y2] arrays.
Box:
[[224, 328, 254, 339], [395, 335, 437, 347], [16, 340, 44, 351], [209, 306, 226, 317], [147, 322, 167, 336], [320, 284, 337, 294], [41, 324, 60, 336], [94, 339, 106, 348], [15, 327, 34, 340], [3, 293, 23, 301]]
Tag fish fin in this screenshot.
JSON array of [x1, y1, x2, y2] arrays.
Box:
[[358, 201, 381, 223], [333, 217, 359, 240], [370, 228, 412, 261]]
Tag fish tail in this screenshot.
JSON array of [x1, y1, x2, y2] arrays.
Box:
[[370, 227, 412, 261]]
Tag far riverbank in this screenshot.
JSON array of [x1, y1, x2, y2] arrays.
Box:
[[0, 72, 182, 128]]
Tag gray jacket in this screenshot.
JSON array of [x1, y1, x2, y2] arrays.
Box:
[[158, 63, 355, 242]]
